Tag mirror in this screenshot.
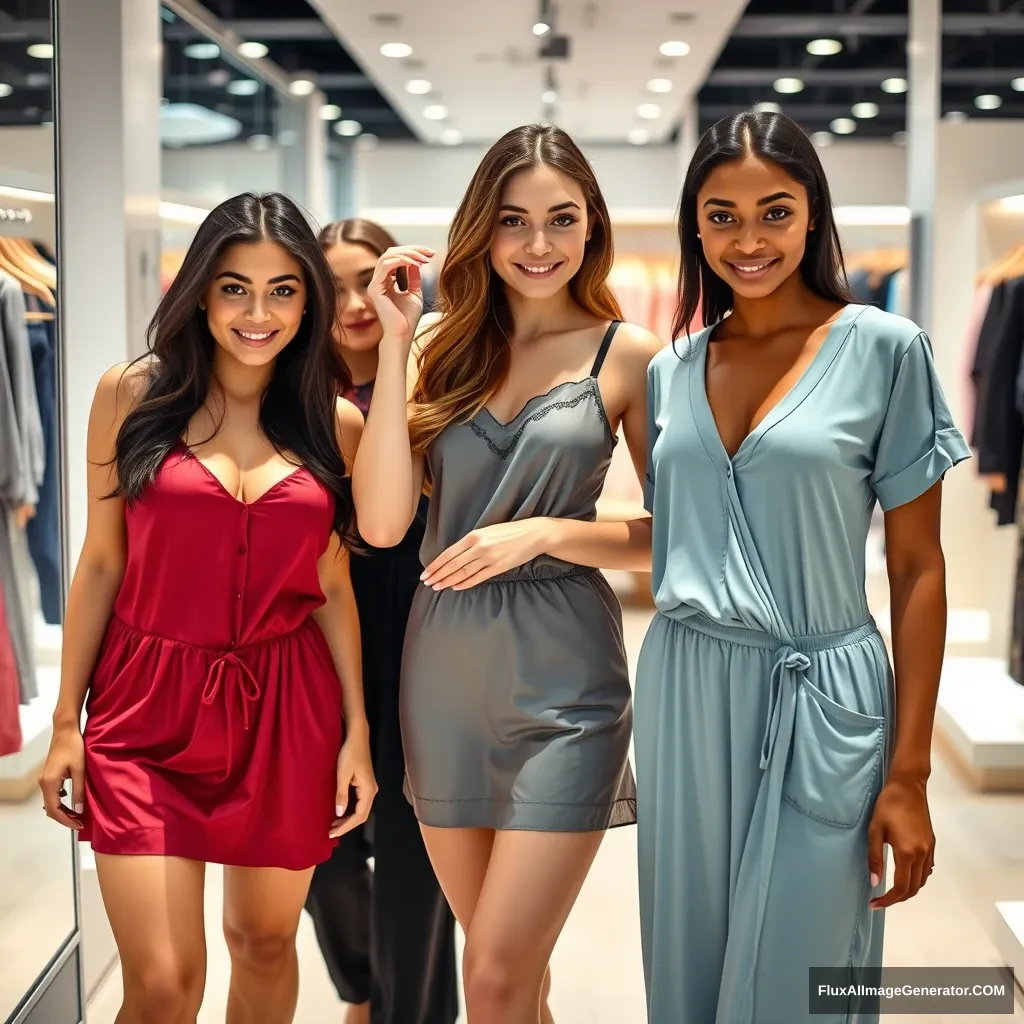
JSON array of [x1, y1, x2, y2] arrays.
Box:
[[0, 0, 77, 1018]]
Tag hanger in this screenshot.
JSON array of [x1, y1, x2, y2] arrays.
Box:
[[979, 242, 1024, 286], [0, 237, 55, 305], [7, 237, 56, 291]]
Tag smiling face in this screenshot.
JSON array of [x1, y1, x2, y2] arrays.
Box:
[[696, 153, 814, 300], [201, 240, 308, 368], [489, 163, 592, 299], [325, 240, 383, 354]]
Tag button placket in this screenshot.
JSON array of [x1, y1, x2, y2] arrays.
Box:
[[232, 505, 251, 648]]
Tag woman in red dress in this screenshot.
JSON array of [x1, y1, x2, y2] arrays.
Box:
[[38, 192, 376, 1022]]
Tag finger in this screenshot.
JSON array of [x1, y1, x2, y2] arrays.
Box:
[[40, 775, 82, 831], [403, 263, 423, 296], [867, 816, 885, 890], [422, 538, 472, 580], [69, 764, 85, 817], [452, 565, 502, 590], [329, 787, 374, 838], [872, 845, 911, 910], [426, 552, 481, 588]]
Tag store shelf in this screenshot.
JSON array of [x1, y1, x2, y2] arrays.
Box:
[[994, 902, 1024, 1005], [933, 657, 1024, 791]]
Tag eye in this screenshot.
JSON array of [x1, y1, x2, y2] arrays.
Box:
[[707, 211, 734, 225], [221, 283, 246, 295], [764, 207, 792, 222], [552, 214, 578, 227], [500, 215, 525, 228], [272, 285, 298, 297]]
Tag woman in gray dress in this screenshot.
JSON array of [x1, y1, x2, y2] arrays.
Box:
[[351, 123, 661, 1022]]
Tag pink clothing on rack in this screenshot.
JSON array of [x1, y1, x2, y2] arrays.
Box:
[[0, 577, 23, 757]]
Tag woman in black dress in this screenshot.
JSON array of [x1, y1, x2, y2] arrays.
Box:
[[304, 218, 458, 1024]]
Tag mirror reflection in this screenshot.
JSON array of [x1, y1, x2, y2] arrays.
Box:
[[0, 0, 76, 1019]]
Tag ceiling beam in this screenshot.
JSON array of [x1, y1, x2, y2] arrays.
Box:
[[733, 13, 1024, 37], [700, 103, 906, 121], [707, 67, 1024, 87], [162, 18, 333, 42]]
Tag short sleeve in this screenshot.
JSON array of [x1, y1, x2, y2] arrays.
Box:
[[643, 361, 659, 513], [870, 331, 972, 511]]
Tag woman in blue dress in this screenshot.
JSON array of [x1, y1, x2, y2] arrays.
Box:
[[636, 109, 971, 1023]]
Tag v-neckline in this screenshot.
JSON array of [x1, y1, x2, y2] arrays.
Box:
[[691, 303, 865, 468], [177, 440, 307, 507]]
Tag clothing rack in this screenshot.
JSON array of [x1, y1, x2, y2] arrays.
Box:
[[845, 248, 909, 315]]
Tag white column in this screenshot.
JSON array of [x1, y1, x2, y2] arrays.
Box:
[[906, 0, 941, 332], [54, 0, 162, 1002], [676, 97, 700, 179], [281, 91, 329, 227]]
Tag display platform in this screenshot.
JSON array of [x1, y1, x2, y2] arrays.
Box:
[[995, 902, 1024, 1005], [931, 657, 1024, 792]]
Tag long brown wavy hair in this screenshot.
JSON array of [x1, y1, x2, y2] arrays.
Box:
[[408, 123, 623, 454], [318, 216, 398, 259]]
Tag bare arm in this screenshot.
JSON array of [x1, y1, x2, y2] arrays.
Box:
[[350, 246, 435, 547]]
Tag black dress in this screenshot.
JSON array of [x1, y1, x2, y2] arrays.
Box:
[[305, 381, 459, 1023]]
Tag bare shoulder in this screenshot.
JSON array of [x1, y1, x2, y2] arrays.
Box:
[[92, 360, 151, 425], [610, 321, 665, 377], [335, 394, 364, 445]]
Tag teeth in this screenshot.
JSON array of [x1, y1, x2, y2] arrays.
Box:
[[521, 264, 556, 274], [732, 261, 774, 274], [238, 330, 273, 340]]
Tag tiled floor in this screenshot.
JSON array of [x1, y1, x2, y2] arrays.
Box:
[[86, 595, 1024, 1023]]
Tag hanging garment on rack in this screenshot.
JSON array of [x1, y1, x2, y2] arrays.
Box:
[[0, 574, 22, 756], [0, 509, 37, 702], [849, 268, 895, 308], [24, 295, 60, 624]]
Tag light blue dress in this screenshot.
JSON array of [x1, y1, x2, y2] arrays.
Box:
[[635, 303, 971, 1024]]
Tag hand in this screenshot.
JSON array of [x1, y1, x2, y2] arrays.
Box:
[[329, 724, 377, 839], [38, 725, 86, 831], [15, 505, 35, 529], [421, 519, 554, 591], [367, 245, 435, 346], [867, 773, 935, 910], [983, 473, 1007, 494]]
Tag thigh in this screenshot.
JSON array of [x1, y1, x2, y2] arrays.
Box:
[[224, 864, 316, 942], [95, 853, 207, 984], [469, 830, 605, 963], [419, 824, 494, 932]]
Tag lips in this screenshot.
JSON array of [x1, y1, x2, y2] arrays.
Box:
[[233, 328, 278, 347], [514, 261, 563, 280], [727, 257, 780, 280], [344, 318, 377, 332]]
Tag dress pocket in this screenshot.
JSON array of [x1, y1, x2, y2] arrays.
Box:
[[782, 678, 885, 829]]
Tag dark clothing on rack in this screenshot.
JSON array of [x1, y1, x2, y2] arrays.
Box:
[[305, 379, 458, 1024], [849, 268, 896, 310]]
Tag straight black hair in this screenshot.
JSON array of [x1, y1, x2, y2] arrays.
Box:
[[112, 191, 357, 544], [672, 109, 856, 340]]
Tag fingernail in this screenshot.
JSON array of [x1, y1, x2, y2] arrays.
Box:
[[870, 872, 880, 887], [74, 803, 83, 815], [336, 804, 346, 818]]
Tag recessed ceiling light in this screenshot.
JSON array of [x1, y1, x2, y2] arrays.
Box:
[[944, 110, 968, 123], [27, 43, 53, 59], [207, 69, 230, 87], [237, 41, 268, 59], [1013, 78, 1024, 92], [380, 42, 413, 59], [811, 131, 834, 147], [892, 131, 908, 146], [289, 78, 316, 97], [0, 84, 12, 98], [441, 128, 463, 145], [247, 134, 272, 151], [533, 21, 551, 36], [647, 78, 673, 94], [406, 79, 432, 95], [358, 133, 380, 150], [335, 119, 363, 137], [184, 42, 220, 60], [831, 117, 857, 134], [637, 103, 662, 119], [659, 40, 691, 57], [628, 128, 651, 145], [542, 89, 558, 104], [754, 101, 781, 114], [852, 101, 879, 118], [227, 79, 260, 97], [881, 77, 908, 94], [774, 77, 804, 95], [424, 104, 449, 120], [975, 93, 1002, 110], [320, 103, 342, 120], [806, 38, 842, 57]]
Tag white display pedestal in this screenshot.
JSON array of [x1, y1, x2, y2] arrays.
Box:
[[994, 903, 1024, 1005]]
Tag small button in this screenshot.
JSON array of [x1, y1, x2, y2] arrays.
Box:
[[235, 592, 242, 600], [238, 545, 247, 555]]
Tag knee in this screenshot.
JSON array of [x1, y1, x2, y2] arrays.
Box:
[[462, 943, 522, 1014], [223, 920, 297, 973], [123, 960, 203, 1021]]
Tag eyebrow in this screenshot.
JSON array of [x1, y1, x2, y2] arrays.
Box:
[[498, 201, 581, 214], [702, 191, 796, 209], [215, 271, 302, 285]]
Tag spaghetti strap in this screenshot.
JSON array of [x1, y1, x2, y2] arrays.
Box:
[[590, 320, 621, 378]]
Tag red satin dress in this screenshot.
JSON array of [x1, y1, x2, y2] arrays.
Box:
[[80, 442, 344, 870]]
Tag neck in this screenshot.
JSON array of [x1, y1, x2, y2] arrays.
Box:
[[210, 349, 275, 405], [505, 283, 578, 343], [726, 272, 842, 339], [340, 344, 379, 387]]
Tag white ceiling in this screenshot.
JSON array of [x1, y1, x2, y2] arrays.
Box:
[[307, 0, 748, 145]]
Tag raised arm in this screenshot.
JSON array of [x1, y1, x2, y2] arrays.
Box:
[[40, 362, 142, 829], [350, 245, 435, 547]]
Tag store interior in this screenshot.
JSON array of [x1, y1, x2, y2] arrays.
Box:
[[2, 0, 1024, 1021]]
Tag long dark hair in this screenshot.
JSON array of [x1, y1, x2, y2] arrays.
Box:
[[673, 109, 855, 339], [113, 192, 357, 543]]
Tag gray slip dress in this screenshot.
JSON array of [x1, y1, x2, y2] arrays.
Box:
[[399, 321, 637, 832]]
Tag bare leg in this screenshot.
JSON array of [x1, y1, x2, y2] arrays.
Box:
[[464, 830, 605, 1024], [222, 865, 315, 1024], [94, 854, 207, 1023]]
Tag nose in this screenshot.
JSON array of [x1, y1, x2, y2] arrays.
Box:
[[734, 226, 766, 255], [343, 290, 368, 316], [525, 230, 553, 256]]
